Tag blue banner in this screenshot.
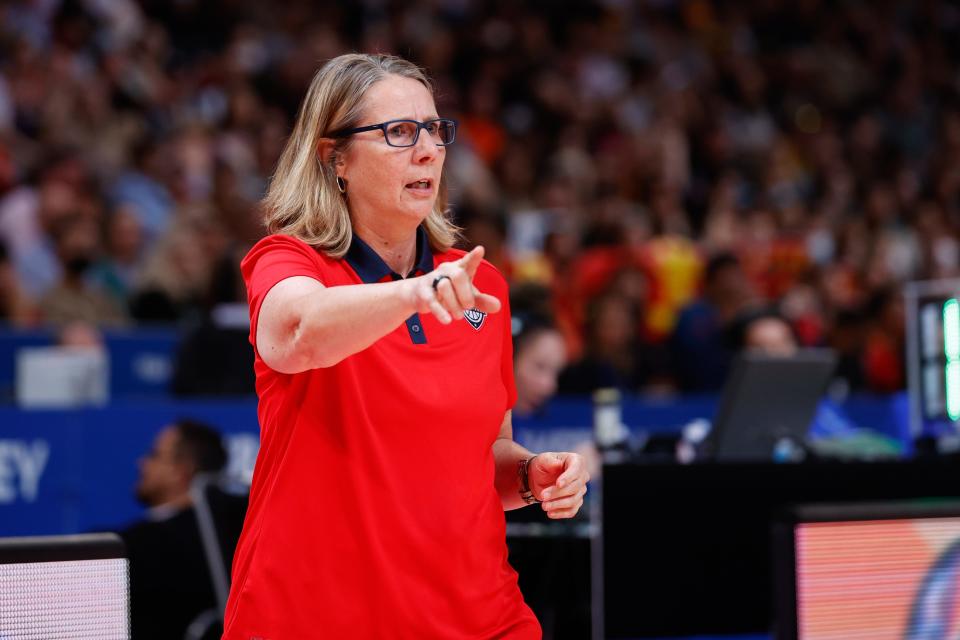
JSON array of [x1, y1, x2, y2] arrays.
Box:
[[0, 393, 909, 537], [0, 400, 259, 536]]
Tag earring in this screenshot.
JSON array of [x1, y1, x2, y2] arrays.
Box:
[[336, 176, 346, 193]]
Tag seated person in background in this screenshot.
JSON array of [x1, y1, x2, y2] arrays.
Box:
[[512, 309, 567, 417], [118, 419, 241, 640], [559, 290, 663, 395], [0, 240, 31, 324], [38, 215, 127, 327], [57, 320, 104, 349], [671, 252, 757, 392], [726, 307, 799, 356]]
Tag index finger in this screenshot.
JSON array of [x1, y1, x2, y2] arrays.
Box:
[[457, 245, 485, 280]]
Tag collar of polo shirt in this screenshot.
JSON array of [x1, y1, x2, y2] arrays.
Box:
[[344, 225, 436, 345], [344, 225, 435, 283]]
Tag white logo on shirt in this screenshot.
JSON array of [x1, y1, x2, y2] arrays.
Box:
[[464, 308, 486, 331]]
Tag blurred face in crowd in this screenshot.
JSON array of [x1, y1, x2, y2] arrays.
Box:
[[611, 267, 649, 311], [38, 180, 78, 231], [592, 295, 634, 354], [338, 75, 445, 233], [744, 317, 798, 357], [708, 262, 753, 307], [106, 206, 144, 263], [135, 425, 191, 508], [58, 321, 104, 349], [56, 216, 100, 278], [514, 328, 567, 415]]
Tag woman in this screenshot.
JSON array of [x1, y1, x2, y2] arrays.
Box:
[[223, 53, 589, 639], [512, 310, 567, 417]]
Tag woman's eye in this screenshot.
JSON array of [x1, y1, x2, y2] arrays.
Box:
[[389, 124, 413, 138]]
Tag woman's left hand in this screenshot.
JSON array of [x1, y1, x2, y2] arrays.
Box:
[[527, 452, 590, 519]]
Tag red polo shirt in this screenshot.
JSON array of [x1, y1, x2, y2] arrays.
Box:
[[223, 228, 540, 639]]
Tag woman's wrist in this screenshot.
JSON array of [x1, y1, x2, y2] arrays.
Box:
[[397, 275, 422, 315], [517, 454, 540, 505]]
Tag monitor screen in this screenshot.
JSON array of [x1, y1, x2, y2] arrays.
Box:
[[0, 534, 129, 639], [707, 349, 836, 462], [777, 502, 960, 640]]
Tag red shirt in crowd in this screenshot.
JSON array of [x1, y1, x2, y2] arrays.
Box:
[[222, 228, 540, 639]]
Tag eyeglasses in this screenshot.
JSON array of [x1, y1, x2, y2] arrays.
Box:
[[329, 118, 457, 148]]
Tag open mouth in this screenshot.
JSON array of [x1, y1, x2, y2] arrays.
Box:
[[405, 179, 433, 191]]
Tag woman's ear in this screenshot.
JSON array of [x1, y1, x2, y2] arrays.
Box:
[[317, 138, 337, 165]]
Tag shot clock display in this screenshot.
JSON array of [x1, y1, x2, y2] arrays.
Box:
[[906, 280, 960, 437], [942, 298, 960, 420]]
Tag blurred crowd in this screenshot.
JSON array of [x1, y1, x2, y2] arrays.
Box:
[[1, 0, 959, 398]]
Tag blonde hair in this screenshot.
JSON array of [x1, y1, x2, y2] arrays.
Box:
[[262, 53, 459, 257]]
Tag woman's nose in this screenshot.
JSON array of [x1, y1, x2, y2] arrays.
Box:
[[412, 128, 440, 163]]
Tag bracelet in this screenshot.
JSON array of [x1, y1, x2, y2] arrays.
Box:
[[518, 455, 540, 505]]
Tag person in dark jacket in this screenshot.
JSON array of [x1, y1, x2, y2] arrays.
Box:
[[118, 419, 242, 640]]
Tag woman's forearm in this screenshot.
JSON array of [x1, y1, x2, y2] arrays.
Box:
[[278, 278, 417, 370], [259, 247, 501, 374]]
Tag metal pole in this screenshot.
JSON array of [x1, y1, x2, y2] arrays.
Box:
[[590, 466, 604, 640]]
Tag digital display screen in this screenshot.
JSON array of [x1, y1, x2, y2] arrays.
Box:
[[0, 558, 129, 639], [918, 298, 960, 424], [795, 517, 960, 639]]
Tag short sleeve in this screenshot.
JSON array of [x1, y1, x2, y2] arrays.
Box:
[[240, 234, 325, 353]]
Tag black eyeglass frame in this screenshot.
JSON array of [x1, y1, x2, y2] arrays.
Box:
[[328, 118, 458, 147]]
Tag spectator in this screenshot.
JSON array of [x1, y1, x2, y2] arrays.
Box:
[[88, 203, 146, 309], [57, 319, 104, 349], [109, 138, 175, 245], [559, 290, 642, 395], [0, 151, 91, 300], [671, 253, 757, 392], [512, 309, 567, 417], [862, 287, 906, 394], [117, 419, 243, 640], [131, 214, 216, 322], [0, 240, 30, 324], [0, 0, 957, 394], [727, 308, 800, 358], [37, 215, 126, 326]]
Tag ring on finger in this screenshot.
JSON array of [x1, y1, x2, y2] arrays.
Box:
[[432, 275, 451, 293]]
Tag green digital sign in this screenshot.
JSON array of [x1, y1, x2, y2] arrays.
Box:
[[944, 298, 960, 420]]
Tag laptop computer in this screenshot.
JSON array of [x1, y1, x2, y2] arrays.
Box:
[[702, 349, 838, 462]]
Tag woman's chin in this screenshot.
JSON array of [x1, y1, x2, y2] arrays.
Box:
[[371, 201, 435, 230], [401, 203, 436, 224]]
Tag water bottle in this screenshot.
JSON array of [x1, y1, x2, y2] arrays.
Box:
[[593, 388, 630, 463]]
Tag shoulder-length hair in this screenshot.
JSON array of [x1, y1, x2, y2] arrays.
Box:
[[262, 53, 459, 257]]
